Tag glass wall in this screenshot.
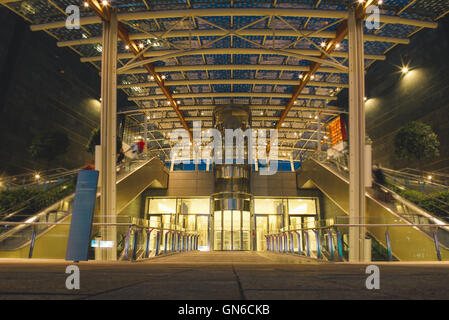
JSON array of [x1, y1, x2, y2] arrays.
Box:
[[147, 197, 210, 250], [253, 197, 318, 251], [146, 197, 318, 252]]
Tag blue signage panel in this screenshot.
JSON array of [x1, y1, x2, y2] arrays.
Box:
[[66, 170, 99, 262]]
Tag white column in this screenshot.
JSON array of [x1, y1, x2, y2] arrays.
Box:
[[348, 7, 366, 262], [100, 10, 118, 261]]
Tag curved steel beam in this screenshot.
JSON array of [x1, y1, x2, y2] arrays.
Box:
[[57, 30, 410, 47], [122, 64, 346, 75], [128, 92, 338, 101], [31, 8, 437, 31], [118, 79, 348, 89]]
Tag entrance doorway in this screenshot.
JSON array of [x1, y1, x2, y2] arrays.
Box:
[[213, 210, 250, 250]]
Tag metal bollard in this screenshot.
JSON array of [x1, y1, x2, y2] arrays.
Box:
[[145, 229, 153, 258], [289, 232, 294, 253], [314, 230, 321, 259], [155, 231, 161, 256], [124, 226, 133, 260], [304, 231, 310, 257], [327, 229, 335, 261], [164, 231, 169, 254], [294, 231, 301, 255]]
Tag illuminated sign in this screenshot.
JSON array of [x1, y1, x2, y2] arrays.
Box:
[[326, 116, 346, 146]]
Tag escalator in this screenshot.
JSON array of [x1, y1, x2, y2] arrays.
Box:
[[0, 156, 168, 259], [297, 154, 449, 261]]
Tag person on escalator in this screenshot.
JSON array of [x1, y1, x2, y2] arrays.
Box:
[[372, 164, 386, 185], [117, 148, 125, 165], [138, 138, 145, 156]]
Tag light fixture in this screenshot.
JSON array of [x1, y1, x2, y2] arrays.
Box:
[[150, 76, 154, 81], [167, 101, 171, 105], [428, 175, 432, 180], [125, 45, 130, 50], [310, 75, 315, 80], [358, 0, 364, 3], [35, 174, 40, 180], [147, 116, 150, 120], [401, 66, 409, 74], [138, 43, 144, 49], [177, 100, 181, 104], [335, 43, 341, 49], [83, 2, 89, 7], [378, 0, 383, 4], [364, 96, 367, 101], [320, 41, 326, 48], [102, 0, 108, 6]]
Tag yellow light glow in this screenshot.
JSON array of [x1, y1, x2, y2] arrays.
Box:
[[402, 66, 409, 74]]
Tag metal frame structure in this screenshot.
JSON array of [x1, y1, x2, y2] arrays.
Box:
[[1, 0, 448, 261]]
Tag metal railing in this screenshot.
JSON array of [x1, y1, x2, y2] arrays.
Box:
[[0, 217, 199, 261], [0, 156, 160, 252], [310, 151, 449, 226], [264, 220, 449, 262]]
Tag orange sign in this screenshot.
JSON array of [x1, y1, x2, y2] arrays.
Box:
[[326, 116, 346, 146]]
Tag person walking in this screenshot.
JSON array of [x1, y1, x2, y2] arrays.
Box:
[[138, 138, 145, 157]]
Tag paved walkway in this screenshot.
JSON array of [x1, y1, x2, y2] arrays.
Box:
[[0, 251, 449, 299]]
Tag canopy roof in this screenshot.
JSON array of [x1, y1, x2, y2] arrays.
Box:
[[2, 0, 448, 160]]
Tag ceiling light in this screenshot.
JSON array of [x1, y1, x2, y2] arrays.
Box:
[[299, 74, 303, 79], [378, 0, 383, 4], [335, 43, 341, 49], [320, 42, 326, 48], [125, 45, 129, 50], [83, 2, 89, 7], [161, 75, 166, 80], [401, 66, 409, 74], [150, 76, 154, 81], [138, 43, 144, 49], [102, 0, 108, 6], [310, 75, 315, 80]]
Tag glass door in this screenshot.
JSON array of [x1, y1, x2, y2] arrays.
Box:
[[213, 210, 251, 251], [232, 210, 241, 250], [255, 216, 268, 251], [223, 210, 232, 250], [214, 211, 222, 250]]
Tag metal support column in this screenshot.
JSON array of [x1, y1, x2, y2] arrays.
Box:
[[348, 7, 366, 262], [100, 10, 118, 261]]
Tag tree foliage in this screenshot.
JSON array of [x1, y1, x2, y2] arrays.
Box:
[[29, 130, 69, 163], [393, 121, 440, 162], [86, 127, 122, 155]]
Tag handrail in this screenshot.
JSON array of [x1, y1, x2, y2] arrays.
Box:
[[0, 156, 167, 251], [0, 220, 199, 260], [264, 222, 449, 262]]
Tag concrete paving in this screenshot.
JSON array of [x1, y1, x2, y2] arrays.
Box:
[[0, 251, 449, 300]]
